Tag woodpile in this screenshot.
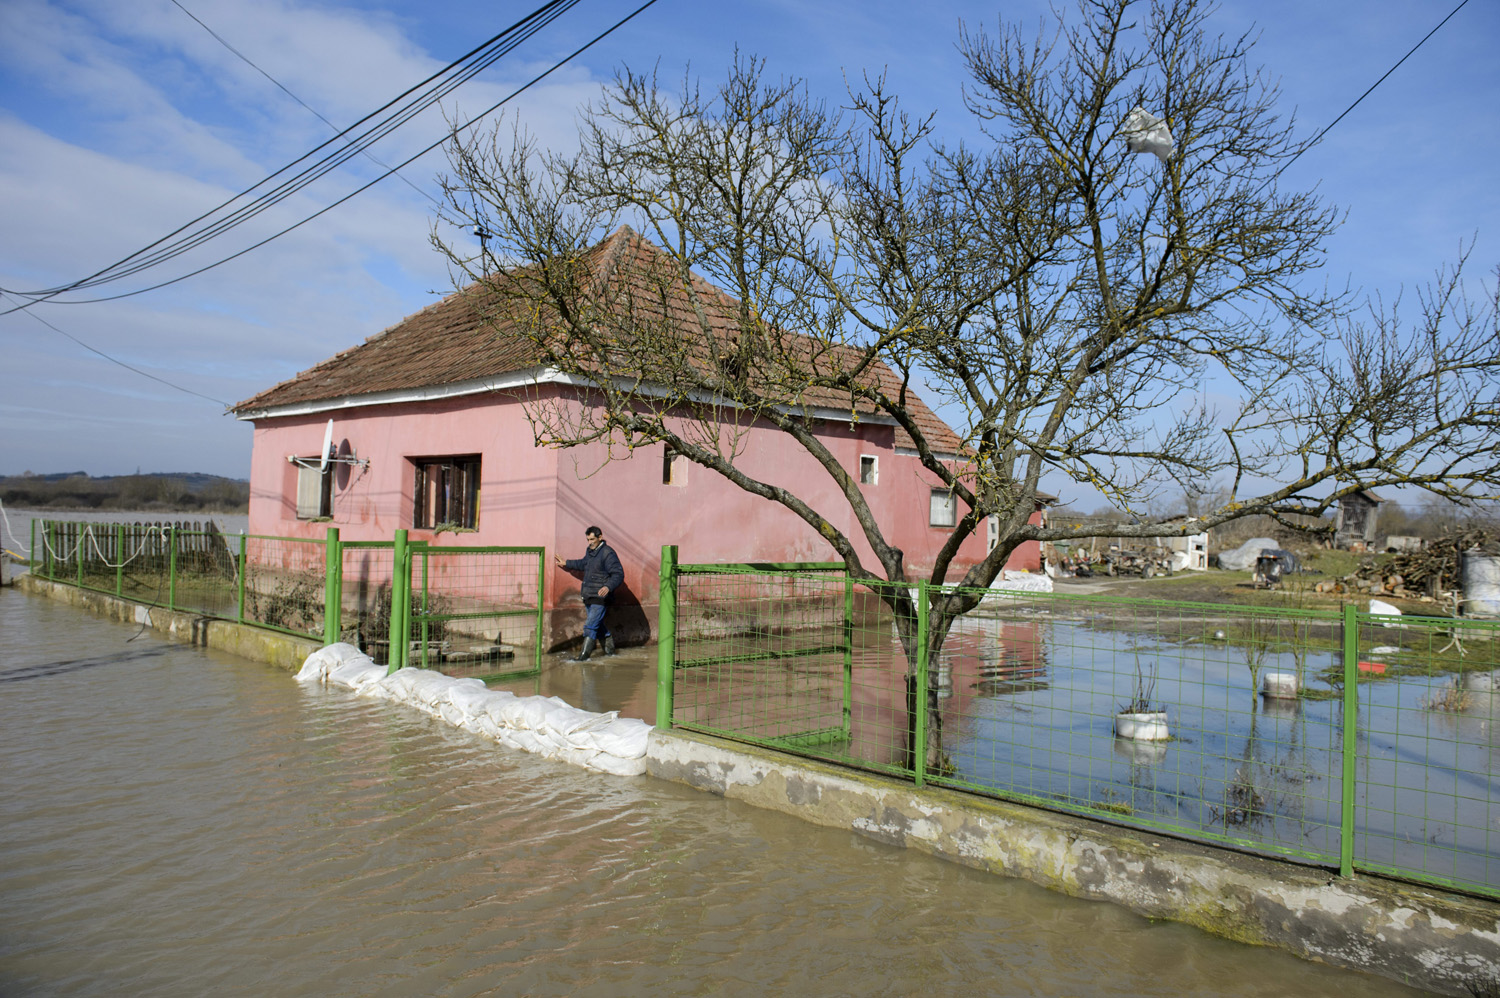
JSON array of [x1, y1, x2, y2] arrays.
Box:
[[1311, 528, 1497, 603]]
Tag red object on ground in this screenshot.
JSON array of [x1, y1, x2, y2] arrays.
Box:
[[1358, 661, 1387, 675]]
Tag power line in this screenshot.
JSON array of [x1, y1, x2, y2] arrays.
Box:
[[10, 0, 663, 306], [168, 0, 439, 207], [0, 0, 592, 309], [1, 291, 230, 406], [1275, 0, 1472, 181]]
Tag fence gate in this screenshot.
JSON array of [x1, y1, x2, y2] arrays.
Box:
[[400, 541, 545, 681]]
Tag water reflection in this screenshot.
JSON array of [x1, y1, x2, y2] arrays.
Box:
[[0, 590, 1432, 997]]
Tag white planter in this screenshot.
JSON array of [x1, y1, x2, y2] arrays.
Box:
[[1262, 671, 1299, 699], [1114, 710, 1169, 741]]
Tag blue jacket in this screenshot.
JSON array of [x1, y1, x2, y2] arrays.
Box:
[[565, 541, 624, 606]]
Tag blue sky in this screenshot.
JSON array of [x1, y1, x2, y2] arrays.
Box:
[[0, 0, 1495, 511]]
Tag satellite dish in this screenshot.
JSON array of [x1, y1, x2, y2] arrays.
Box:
[[319, 419, 334, 473]]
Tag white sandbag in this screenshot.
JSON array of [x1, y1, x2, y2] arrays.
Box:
[[327, 656, 383, 690], [464, 714, 503, 740], [296, 642, 369, 683], [489, 695, 534, 728], [507, 729, 547, 754], [1369, 599, 1402, 617], [579, 717, 652, 759], [447, 684, 496, 719], [437, 702, 468, 728], [554, 745, 604, 770], [406, 670, 458, 706], [590, 753, 648, 777], [373, 668, 424, 698], [539, 703, 604, 738]]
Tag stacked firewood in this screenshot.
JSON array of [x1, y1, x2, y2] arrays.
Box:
[[1313, 528, 1496, 602]]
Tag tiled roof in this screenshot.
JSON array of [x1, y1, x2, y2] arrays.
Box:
[[233, 227, 961, 453]]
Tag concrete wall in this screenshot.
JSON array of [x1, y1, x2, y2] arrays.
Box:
[[646, 728, 1500, 998], [16, 574, 320, 672]]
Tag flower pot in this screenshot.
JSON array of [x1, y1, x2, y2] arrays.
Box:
[[1114, 710, 1169, 741], [1261, 671, 1299, 699]]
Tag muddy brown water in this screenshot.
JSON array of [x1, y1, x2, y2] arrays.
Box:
[[1, 589, 1430, 997]]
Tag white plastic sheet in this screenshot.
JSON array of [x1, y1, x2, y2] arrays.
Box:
[[297, 643, 649, 776], [1122, 106, 1175, 162]]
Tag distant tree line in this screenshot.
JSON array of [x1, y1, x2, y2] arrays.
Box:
[[0, 472, 248, 513]]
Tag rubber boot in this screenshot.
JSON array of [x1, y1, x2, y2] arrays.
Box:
[[577, 636, 597, 661], [602, 634, 616, 657]]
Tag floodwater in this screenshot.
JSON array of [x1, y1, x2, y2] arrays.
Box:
[[0, 588, 1431, 997]]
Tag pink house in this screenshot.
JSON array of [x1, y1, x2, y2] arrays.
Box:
[[232, 229, 1042, 646]]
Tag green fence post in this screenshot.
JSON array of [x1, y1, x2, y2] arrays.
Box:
[[656, 545, 678, 729], [237, 533, 248, 624], [419, 546, 430, 668], [115, 523, 124, 596], [913, 580, 930, 788], [1340, 601, 1359, 879], [323, 526, 341, 646], [842, 574, 854, 741], [387, 529, 409, 675], [167, 526, 178, 610], [534, 549, 546, 676], [76, 524, 84, 588], [30, 518, 36, 572]]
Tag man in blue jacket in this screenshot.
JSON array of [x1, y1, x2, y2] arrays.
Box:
[[555, 525, 624, 660]]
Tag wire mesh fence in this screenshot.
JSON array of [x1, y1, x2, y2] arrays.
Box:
[[241, 534, 328, 638], [662, 556, 1500, 901], [406, 545, 545, 680], [1352, 611, 1500, 896]]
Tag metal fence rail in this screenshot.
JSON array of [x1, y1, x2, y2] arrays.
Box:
[[30, 521, 545, 679], [658, 547, 1500, 901]]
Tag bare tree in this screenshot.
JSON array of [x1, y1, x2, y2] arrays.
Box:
[[433, 0, 1499, 767]]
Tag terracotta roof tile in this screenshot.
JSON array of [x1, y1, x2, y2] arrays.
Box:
[[234, 227, 961, 453]]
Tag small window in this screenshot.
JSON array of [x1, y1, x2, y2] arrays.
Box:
[[987, 514, 999, 551], [295, 463, 332, 519], [413, 456, 480, 529], [929, 488, 957, 528], [859, 454, 878, 485], [662, 446, 687, 486]]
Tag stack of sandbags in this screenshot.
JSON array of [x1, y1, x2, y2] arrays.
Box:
[[296, 643, 651, 776]]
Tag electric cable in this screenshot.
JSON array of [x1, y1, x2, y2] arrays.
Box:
[[2, 0, 662, 307], [0, 0, 591, 308], [0, 290, 230, 405], [168, 0, 440, 208]]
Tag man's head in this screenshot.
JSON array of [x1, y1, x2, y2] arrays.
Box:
[[585, 526, 603, 550]]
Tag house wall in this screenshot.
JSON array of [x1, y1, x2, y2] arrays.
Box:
[[245, 390, 1041, 643]]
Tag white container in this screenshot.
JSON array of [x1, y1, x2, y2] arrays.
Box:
[[1262, 671, 1299, 699], [1462, 551, 1500, 618], [1115, 711, 1169, 741]]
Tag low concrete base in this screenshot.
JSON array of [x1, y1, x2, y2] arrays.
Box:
[[647, 727, 1500, 997], [15, 574, 320, 672]]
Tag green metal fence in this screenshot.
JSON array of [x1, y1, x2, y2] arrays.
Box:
[[657, 547, 1500, 901], [30, 520, 545, 680]]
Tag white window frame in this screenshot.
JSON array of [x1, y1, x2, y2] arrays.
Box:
[[859, 454, 878, 485], [929, 488, 957, 528], [295, 463, 332, 519]]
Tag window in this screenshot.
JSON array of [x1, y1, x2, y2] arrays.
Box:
[[859, 454, 878, 485], [295, 463, 332, 519], [413, 456, 480, 529], [662, 446, 687, 486], [929, 488, 957, 528]]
